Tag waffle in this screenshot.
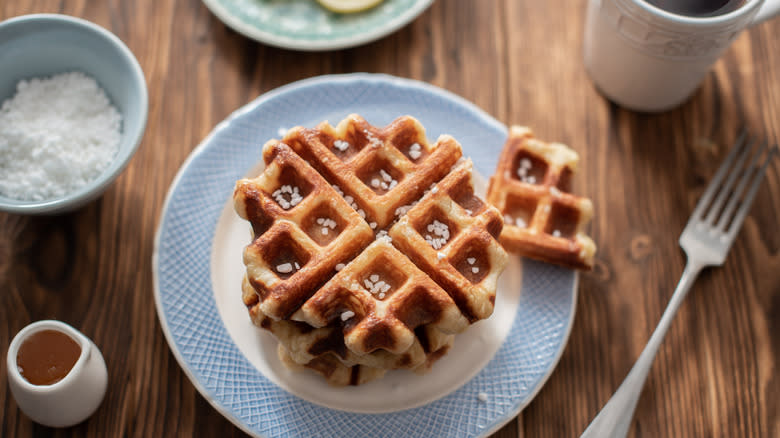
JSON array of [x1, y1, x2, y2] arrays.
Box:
[[486, 126, 596, 270], [277, 338, 454, 387], [276, 114, 462, 230], [277, 344, 386, 386], [234, 114, 508, 384], [234, 143, 375, 320], [389, 159, 507, 322], [242, 275, 454, 371], [292, 238, 469, 355]]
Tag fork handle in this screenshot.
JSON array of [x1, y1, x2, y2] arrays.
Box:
[[580, 259, 705, 438]]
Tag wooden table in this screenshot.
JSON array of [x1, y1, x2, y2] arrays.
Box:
[[1, 1, 778, 437]]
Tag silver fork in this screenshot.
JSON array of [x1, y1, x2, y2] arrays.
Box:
[[581, 132, 778, 438]]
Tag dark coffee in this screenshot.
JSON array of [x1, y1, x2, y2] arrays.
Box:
[[644, 0, 747, 17]]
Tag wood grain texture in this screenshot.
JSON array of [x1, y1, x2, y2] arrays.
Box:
[[1, 0, 778, 437]]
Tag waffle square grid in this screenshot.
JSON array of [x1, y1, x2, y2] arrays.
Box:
[[234, 114, 508, 384], [486, 126, 596, 270]]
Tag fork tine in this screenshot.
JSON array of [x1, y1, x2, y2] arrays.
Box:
[[725, 146, 778, 239], [691, 130, 748, 221], [704, 134, 756, 225], [716, 139, 769, 231]]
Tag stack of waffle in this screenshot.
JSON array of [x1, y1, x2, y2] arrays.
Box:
[[234, 115, 508, 385]]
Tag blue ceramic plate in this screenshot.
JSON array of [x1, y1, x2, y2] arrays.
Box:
[[153, 74, 577, 437], [201, 0, 433, 51]]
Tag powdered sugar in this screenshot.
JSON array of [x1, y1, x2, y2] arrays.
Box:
[[0, 72, 122, 201], [425, 220, 450, 249]]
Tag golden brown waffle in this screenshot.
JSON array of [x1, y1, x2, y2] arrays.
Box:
[[274, 114, 462, 230], [389, 160, 508, 322], [234, 114, 508, 384], [276, 338, 453, 387], [277, 344, 387, 387], [294, 239, 469, 355], [234, 143, 374, 320], [277, 328, 453, 386], [242, 275, 454, 371], [486, 126, 596, 270]]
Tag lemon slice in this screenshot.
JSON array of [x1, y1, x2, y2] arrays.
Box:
[[316, 0, 384, 14]]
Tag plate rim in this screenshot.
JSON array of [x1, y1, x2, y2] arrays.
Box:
[[152, 73, 578, 438], [200, 0, 435, 51], [480, 277, 578, 437]]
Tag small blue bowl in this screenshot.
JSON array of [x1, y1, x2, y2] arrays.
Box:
[[0, 14, 148, 215]]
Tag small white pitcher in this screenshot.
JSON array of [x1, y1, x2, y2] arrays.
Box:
[[6, 320, 108, 427], [584, 0, 780, 112]]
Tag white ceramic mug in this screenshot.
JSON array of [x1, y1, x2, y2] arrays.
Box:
[[6, 320, 108, 427], [584, 0, 780, 112]]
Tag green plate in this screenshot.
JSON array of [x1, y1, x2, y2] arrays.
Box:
[[202, 0, 434, 50]]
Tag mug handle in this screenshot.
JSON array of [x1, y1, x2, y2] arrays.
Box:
[[753, 0, 780, 24]]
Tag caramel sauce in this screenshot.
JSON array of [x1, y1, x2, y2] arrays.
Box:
[[16, 329, 81, 386]]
